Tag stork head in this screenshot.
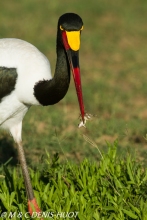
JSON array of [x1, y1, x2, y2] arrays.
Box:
[[58, 13, 85, 123]]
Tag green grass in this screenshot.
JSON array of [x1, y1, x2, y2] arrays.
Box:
[[1, 142, 147, 219], [1, 0, 147, 218]]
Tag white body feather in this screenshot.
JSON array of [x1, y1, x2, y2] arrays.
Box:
[[0, 38, 52, 141]]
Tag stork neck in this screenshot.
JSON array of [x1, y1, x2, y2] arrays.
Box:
[[34, 45, 70, 106]]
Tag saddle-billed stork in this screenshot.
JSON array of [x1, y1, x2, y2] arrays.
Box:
[[0, 13, 88, 215]]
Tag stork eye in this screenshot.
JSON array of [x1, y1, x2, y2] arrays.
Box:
[[80, 26, 84, 31], [60, 25, 64, 30]]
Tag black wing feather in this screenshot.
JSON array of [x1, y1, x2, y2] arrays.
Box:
[[0, 67, 17, 102]]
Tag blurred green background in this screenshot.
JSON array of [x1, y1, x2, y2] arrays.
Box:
[[1, 0, 147, 166]]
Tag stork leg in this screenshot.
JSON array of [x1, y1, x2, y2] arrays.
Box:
[[17, 141, 41, 215], [10, 121, 42, 216]]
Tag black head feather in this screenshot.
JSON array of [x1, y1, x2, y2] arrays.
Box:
[[58, 13, 83, 31]]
